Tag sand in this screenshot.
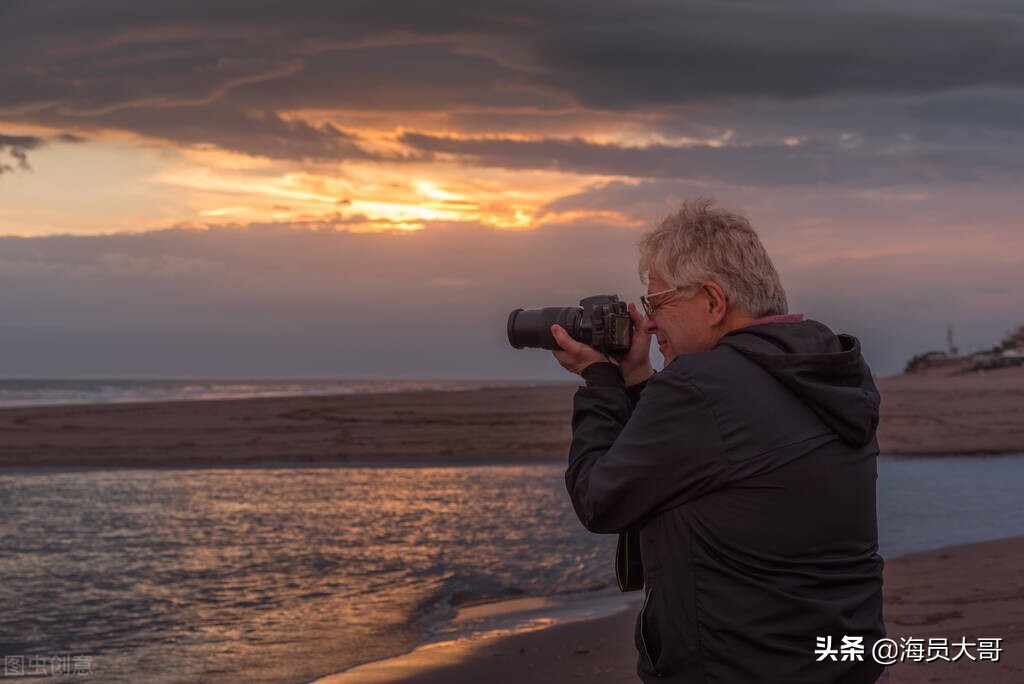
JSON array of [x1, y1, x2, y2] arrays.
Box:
[[882, 537, 1024, 683], [317, 537, 1024, 684], [313, 592, 642, 684], [2, 366, 1023, 468], [0, 385, 577, 468], [875, 365, 1024, 456]]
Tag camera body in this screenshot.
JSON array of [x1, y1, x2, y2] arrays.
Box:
[[507, 294, 633, 354]]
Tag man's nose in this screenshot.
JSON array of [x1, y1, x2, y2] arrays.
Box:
[[640, 316, 657, 334]]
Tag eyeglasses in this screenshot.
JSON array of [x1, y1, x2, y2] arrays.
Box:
[[640, 287, 684, 318]]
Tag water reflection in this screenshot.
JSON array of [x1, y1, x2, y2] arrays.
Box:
[[0, 466, 615, 684], [2, 456, 1022, 683]]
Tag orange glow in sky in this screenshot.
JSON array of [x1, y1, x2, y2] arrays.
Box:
[[0, 125, 652, 236]]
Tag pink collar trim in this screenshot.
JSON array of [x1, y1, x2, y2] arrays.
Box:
[[750, 313, 804, 325]]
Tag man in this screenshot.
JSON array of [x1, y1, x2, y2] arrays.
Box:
[[550, 200, 886, 684]]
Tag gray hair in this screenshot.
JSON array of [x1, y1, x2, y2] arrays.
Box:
[[637, 199, 788, 317]]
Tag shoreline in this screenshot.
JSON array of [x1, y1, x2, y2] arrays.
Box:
[[311, 535, 1024, 684], [2, 451, 1022, 476], [0, 459, 574, 473], [310, 587, 641, 684], [0, 379, 572, 412], [2, 366, 1024, 467]]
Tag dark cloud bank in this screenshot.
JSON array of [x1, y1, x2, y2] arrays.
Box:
[[3, 0, 1024, 168], [1, 224, 1018, 379]]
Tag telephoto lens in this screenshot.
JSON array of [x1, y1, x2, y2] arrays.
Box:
[[506, 307, 581, 351]]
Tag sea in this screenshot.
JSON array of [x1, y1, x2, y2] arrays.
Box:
[[0, 378, 555, 409], [1, 382, 1022, 683]]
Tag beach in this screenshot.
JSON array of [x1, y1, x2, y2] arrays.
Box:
[[317, 536, 1024, 684], [0, 384, 575, 468], [2, 366, 1023, 468], [875, 366, 1024, 456], [2, 366, 1022, 683]]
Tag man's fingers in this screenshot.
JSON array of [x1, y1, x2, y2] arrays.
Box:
[[550, 323, 603, 375], [628, 302, 651, 335], [551, 324, 584, 352]]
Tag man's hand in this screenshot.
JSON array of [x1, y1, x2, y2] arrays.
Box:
[[611, 302, 655, 386], [550, 324, 607, 375], [550, 303, 654, 383]]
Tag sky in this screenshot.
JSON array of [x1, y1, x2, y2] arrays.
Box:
[[1, 0, 1022, 379]]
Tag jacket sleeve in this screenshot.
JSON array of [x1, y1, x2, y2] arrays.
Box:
[[565, 362, 726, 533]]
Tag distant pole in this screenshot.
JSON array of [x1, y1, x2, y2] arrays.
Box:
[[947, 324, 958, 356]]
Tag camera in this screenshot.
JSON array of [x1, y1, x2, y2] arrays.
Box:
[[507, 294, 632, 354]]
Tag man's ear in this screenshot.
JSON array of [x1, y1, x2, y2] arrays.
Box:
[[702, 281, 728, 325]]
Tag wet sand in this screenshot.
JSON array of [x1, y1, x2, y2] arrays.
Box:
[[2, 366, 1023, 468], [317, 536, 1024, 684]]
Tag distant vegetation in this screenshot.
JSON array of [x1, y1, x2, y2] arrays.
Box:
[[904, 326, 1024, 374], [903, 351, 950, 374], [988, 327, 1022, 354]]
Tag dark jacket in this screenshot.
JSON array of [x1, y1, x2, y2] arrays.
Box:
[[565, 320, 885, 684]]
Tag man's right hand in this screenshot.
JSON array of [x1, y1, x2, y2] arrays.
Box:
[[550, 324, 608, 376], [612, 302, 655, 386]]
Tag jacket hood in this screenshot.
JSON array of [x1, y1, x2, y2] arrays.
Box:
[[717, 319, 880, 446]]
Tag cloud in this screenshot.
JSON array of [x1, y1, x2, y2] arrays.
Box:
[[905, 89, 1024, 132], [0, 221, 644, 378], [1, 218, 1020, 378], [528, 4, 1024, 108], [0, 133, 45, 174], [98, 106, 379, 162], [3, 1, 1024, 162], [0, 131, 89, 175], [54, 132, 88, 143], [400, 131, 1024, 187], [0, 2, 560, 160]]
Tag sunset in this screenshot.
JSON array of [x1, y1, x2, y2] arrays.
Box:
[[2, 3, 1023, 683]]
